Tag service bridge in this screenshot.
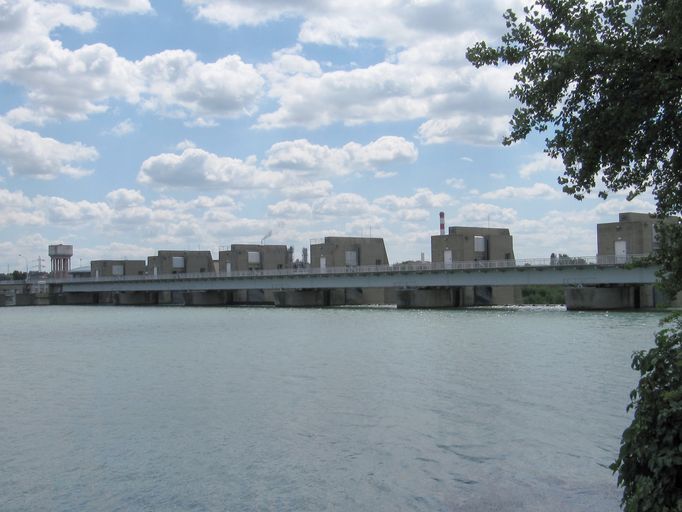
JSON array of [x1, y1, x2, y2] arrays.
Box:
[[51, 255, 658, 293]]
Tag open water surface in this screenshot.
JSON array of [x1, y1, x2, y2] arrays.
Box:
[[0, 305, 667, 511]]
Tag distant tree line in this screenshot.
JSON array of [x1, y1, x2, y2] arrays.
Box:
[[521, 285, 565, 305], [0, 271, 27, 281], [550, 253, 587, 266]]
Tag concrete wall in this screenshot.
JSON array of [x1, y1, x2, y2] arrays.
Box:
[[431, 226, 518, 306], [228, 244, 292, 271], [148, 251, 214, 276], [231, 289, 274, 304], [597, 212, 681, 257], [183, 291, 233, 306], [395, 288, 458, 309], [310, 237, 389, 268], [273, 289, 330, 307], [391, 285, 519, 308], [431, 226, 515, 263], [565, 284, 681, 310], [308, 237, 389, 305], [91, 260, 146, 278], [115, 291, 159, 305], [218, 250, 231, 273], [565, 286, 636, 310]]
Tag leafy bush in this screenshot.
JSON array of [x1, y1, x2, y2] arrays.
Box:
[[611, 317, 682, 512]]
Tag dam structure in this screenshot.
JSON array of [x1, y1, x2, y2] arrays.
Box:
[[36, 254, 659, 309], [4, 211, 678, 310]]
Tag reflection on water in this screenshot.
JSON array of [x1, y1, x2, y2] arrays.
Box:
[[0, 306, 665, 511]]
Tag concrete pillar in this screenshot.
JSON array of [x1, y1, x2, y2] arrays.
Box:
[[183, 291, 232, 306], [63, 292, 97, 305], [273, 289, 331, 307], [565, 286, 635, 310], [115, 292, 159, 305], [396, 288, 458, 309]]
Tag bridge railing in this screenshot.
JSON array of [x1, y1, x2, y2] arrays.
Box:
[[45, 254, 651, 285]]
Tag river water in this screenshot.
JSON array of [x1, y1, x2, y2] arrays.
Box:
[[0, 305, 666, 511]]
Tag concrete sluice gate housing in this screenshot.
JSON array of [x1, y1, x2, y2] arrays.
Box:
[[426, 226, 521, 307], [565, 212, 682, 310]]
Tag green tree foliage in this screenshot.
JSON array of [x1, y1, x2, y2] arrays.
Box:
[[466, 0, 682, 213], [11, 270, 27, 281], [521, 285, 565, 304], [611, 319, 682, 512], [466, 1, 681, 509]]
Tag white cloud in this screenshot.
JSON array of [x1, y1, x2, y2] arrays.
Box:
[[418, 114, 510, 146], [33, 195, 112, 225], [267, 199, 313, 218], [75, 241, 155, 262], [0, 120, 98, 179], [185, 0, 527, 48], [106, 188, 145, 208], [184, 0, 305, 28], [519, 152, 566, 179], [67, 0, 153, 13], [255, 37, 518, 146], [446, 178, 466, 190], [264, 136, 417, 176], [480, 183, 562, 200], [176, 139, 197, 151], [394, 208, 430, 222], [280, 180, 333, 199], [2, 40, 141, 124], [109, 119, 135, 136], [452, 203, 518, 225], [137, 50, 264, 122], [1, 1, 519, 146], [0, 4, 263, 126], [313, 193, 377, 216], [137, 147, 284, 189], [0, 1, 96, 53], [0, 188, 45, 227], [374, 188, 454, 210]]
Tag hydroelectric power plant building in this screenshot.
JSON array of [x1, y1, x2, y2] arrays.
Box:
[[564, 212, 682, 309], [430, 224, 519, 306], [3, 211, 677, 309]]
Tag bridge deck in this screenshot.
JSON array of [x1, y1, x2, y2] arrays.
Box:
[[44, 256, 658, 293]]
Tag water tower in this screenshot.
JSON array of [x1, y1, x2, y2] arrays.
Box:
[[49, 244, 73, 277]]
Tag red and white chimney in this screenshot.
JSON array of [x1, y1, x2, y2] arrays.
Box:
[[439, 211, 445, 235]]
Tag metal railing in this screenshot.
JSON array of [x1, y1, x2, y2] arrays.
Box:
[[42, 254, 651, 285]]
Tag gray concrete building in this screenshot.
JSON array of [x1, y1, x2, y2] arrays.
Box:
[[430, 226, 517, 306], [431, 226, 515, 265], [218, 244, 293, 272], [217, 244, 293, 304], [310, 237, 389, 269], [597, 212, 681, 262], [147, 250, 215, 276], [91, 260, 146, 278], [307, 237, 389, 305], [566, 212, 682, 309]]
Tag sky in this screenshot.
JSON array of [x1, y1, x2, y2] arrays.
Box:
[[0, 0, 656, 272]]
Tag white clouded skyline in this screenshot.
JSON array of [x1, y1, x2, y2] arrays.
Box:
[[0, 0, 657, 271]]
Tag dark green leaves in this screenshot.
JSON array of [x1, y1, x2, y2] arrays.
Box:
[[466, 0, 682, 217], [611, 319, 682, 512]]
